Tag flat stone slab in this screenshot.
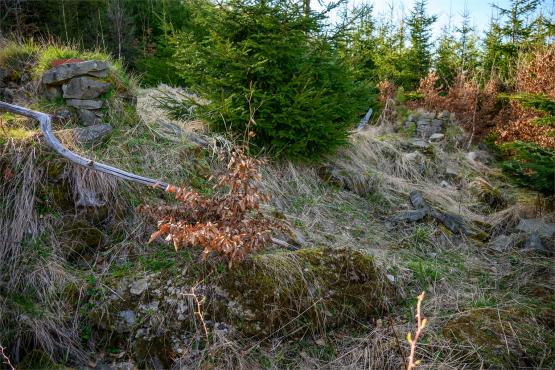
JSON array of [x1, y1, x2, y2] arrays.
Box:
[[408, 138, 430, 149], [42, 60, 109, 85], [429, 133, 445, 142], [66, 99, 103, 110], [62, 76, 111, 100]]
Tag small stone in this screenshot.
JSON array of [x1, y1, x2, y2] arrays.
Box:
[[118, 310, 136, 326], [440, 180, 449, 188], [72, 124, 112, 146], [66, 99, 103, 110], [77, 108, 102, 126], [130, 278, 149, 295], [408, 138, 430, 150], [466, 151, 492, 164], [445, 166, 460, 179], [516, 219, 555, 238], [386, 274, 395, 283], [488, 234, 513, 252], [404, 151, 423, 162], [44, 85, 62, 100], [523, 234, 550, 256], [53, 108, 73, 122], [431, 210, 468, 234], [429, 133, 445, 142], [410, 191, 430, 210], [62, 76, 111, 99]]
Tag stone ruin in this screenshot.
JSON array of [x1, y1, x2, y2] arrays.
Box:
[[41, 60, 116, 145], [404, 109, 452, 141]]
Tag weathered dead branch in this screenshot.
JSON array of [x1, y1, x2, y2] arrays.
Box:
[[0, 101, 171, 191]]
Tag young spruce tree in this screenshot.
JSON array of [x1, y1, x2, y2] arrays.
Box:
[[406, 0, 437, 89], [171, 0, 370, 160]]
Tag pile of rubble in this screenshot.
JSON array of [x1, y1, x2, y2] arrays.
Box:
[[403, 109, 453, 148]]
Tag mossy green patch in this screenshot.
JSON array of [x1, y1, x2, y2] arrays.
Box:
[[87, 247, 396, 366], [443, 308, 555, 369]]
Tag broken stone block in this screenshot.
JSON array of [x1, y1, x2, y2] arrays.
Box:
[[77, 109, 102, 126], [62, 76, 111, 100]]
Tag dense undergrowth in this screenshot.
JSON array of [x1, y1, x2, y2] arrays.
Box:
[[2, 74, 554, 368], [1, 0, 555, 367]]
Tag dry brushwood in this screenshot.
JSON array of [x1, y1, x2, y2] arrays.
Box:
[[414, 71, 499, 142], [142, 149, 277, 265]]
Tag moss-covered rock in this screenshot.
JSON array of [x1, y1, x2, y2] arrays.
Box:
[[88, 247, 397, 368]]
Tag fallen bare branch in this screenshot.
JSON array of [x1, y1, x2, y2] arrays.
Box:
[[0, 101, 172, 192]]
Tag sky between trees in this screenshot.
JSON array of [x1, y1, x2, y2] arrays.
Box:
[[317, 0, 554, 38]]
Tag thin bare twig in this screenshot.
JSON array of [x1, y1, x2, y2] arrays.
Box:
[[406, 292, 427, 370], [0, 344, 15, 370], [185, 283, 209, 343]]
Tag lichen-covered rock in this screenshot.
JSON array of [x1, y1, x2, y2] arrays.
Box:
[[88, 247, 397, 368], [72, 124, 112, 146]]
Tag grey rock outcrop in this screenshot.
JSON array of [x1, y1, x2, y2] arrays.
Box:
[[41, 60, 117, 127], [403, 109, 453, 141]]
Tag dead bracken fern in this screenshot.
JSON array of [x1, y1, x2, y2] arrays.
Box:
[[142, 149, 277, 264]]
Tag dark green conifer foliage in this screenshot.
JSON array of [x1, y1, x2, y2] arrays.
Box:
[[435, 27, 458, 87], [483, 0, 542, 80], [171, 0, 370, 159], [500, 141, 555, 195], [406, 0, 437, 89]]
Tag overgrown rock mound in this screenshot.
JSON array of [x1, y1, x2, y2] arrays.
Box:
[[89, 247, 397, 368]]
